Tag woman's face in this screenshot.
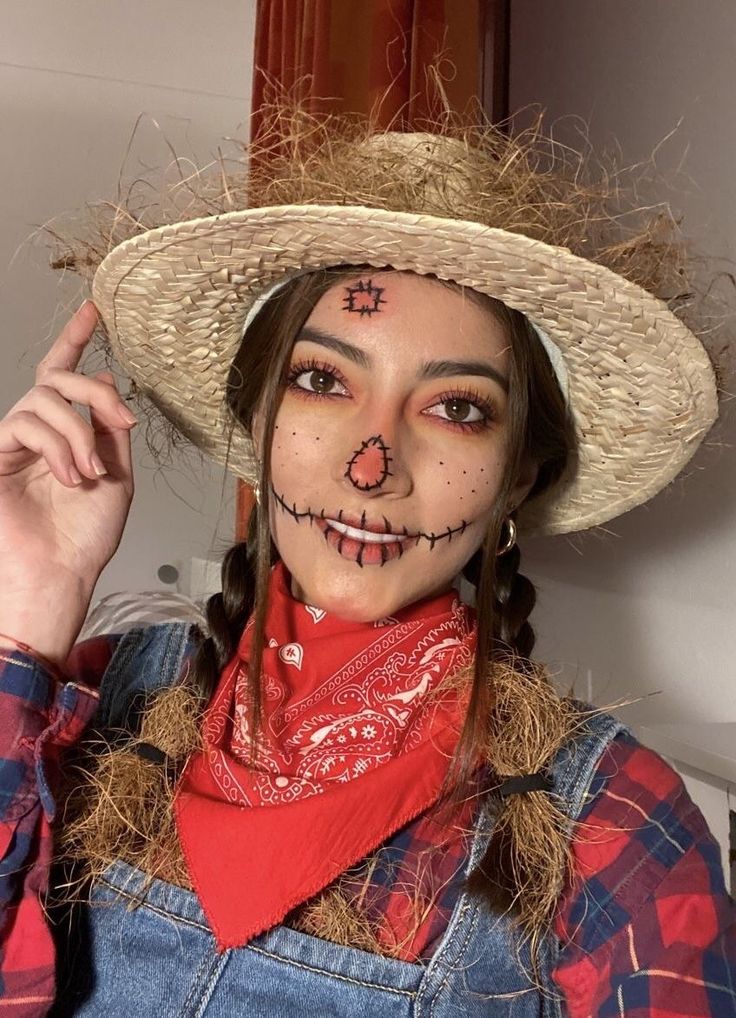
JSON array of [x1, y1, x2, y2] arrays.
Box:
[[261, 271, 529, 621]]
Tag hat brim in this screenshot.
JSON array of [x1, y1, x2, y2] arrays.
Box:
[[91, 204, 718, 536]]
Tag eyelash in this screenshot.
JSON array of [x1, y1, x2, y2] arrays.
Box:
[[285, 358, 350, 394], [430, 386, 497, 433], [285, 358, 497, 433]]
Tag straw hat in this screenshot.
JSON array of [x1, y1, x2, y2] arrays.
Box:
[[90, 131, 718, 536]]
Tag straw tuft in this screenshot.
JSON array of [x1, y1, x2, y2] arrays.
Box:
[[56, 685, 203, 898]]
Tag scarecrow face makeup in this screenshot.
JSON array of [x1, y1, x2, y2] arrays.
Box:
[[262, 271, 523, 622]]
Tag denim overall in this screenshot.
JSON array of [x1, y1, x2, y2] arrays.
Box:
[[51, 622, 629, 1017]]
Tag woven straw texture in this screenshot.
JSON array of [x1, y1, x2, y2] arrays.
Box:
[[91, 204, 718, 536]]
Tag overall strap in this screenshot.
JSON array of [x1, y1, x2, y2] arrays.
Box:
[[415, 699, 631, 1017], [550, 697, 632, 827], [95, 621, 200, 738]]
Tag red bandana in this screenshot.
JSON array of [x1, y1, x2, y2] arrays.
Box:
[[174, 561, 476, 950]]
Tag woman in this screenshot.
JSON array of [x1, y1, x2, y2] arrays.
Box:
[[0, 116, 733, 1016]]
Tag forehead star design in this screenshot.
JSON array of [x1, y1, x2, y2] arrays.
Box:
[[342, 278, 387, 316]]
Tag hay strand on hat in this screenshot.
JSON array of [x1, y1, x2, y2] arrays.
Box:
[[49, 98, 692, 304]]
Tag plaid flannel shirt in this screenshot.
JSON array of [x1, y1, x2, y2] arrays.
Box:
[[0, 632, 734, 1016]]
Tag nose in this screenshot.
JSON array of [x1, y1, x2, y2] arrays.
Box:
[[342, 432, 412, 498], [345, 435, 392, 491]]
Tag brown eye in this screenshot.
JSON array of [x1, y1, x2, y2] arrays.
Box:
[[308, 370, 336, 394], [444, 398, 478, 423], [424, 390, 494, 429], [288, 363, 349, 397]]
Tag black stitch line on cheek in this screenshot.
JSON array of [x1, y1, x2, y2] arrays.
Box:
[[272, 486, 312, 523], [413, 520, 469, 548]]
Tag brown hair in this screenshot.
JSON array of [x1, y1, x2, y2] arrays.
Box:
[[194, 265, 579, 951]]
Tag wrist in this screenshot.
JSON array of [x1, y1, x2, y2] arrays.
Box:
[[0, 633, 66, 678], [0, 576, 96, 670]]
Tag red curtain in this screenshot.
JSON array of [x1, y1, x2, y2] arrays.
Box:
[[237, 0, 482, 539], [252, 0, 481, 128]]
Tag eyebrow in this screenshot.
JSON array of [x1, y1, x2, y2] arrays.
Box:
[[296, 325, 509, 392], [419, 359, 509, 393], [298, 326, 370, 368]]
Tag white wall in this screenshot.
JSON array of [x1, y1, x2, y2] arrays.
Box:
[[1, 0, 257, 604], [510, 0, 736, 724]]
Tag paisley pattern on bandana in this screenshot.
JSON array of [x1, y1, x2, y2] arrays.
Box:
[[201, 561, 475, 807], [174, 561, 478, 949]]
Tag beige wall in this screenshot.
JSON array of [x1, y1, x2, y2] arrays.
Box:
[[510, 0, 736, 723], [1, 0, 257, 603]]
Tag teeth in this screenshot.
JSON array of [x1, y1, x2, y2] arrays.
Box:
[[327, 519, 403, 544]]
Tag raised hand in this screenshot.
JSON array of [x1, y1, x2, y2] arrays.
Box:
[[0, 301, 137, 663]]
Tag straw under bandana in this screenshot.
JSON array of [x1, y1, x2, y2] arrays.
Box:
[[174, 561, 477, 950]]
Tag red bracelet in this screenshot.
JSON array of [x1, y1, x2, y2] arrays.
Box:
[[0, 632, 65, 679]]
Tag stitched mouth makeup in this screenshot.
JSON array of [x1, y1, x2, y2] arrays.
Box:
[[314, 513, 417, 566], [272, 488, 469, 568]]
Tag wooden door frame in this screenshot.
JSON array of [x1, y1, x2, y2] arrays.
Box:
[[480, 0, 511, 124]]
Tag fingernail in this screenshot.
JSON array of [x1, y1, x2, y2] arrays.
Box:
[[69, 465, 84, 485], [90, 453, 108, 477], [77, 299, 90, 313], [118, 405, 138, 426]]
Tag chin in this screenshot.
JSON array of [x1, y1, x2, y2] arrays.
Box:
[[285, 561, 417, 623], [287, 553, 460, 623]]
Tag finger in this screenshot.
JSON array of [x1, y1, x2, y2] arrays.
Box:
[[0, 409, 81, 487], [35, 368, 137, 433], [89, 372, 135, 484], [35, 300, 99, 381], [20, 385, 110, 480]]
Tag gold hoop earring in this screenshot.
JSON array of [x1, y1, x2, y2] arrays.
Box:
[[496, 517, 517, 557]]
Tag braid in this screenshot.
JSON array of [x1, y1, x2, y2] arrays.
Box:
[[460, 531, 536, 660], [459, 526, 584, 992], [494, 538, 536, 661], [188, 510, 259, 703]]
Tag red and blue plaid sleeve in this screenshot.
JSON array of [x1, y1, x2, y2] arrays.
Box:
[[0, 634, 120, 1016], [553, 728, 736, 1017]]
